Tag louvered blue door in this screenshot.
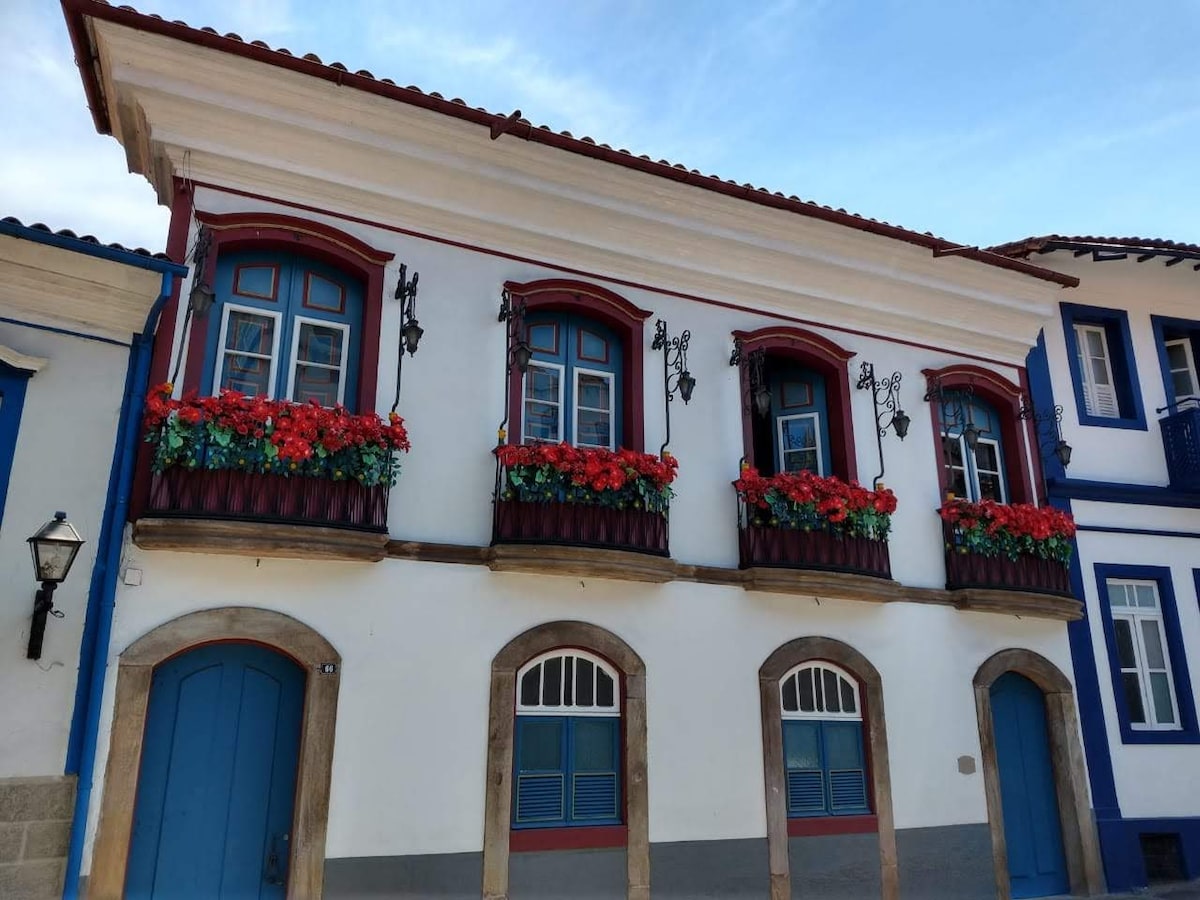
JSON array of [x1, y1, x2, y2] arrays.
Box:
[[513, 716, 620, 828], [126, 643, 305, 899], [991, 673, 1069, 898], [783, 721, 869, 817]]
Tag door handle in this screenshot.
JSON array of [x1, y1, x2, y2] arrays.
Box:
[[264, 832, 290, 886]]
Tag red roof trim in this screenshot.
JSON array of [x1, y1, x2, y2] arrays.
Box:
[[990, 234, 1200, 259], [60, 0, 1077, 288]]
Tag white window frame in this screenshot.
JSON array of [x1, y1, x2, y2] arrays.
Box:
[[214, 303, 282, 398], [521, 360, 565, 444], [969, 436, 1007, 503], [780, 661, 862, 722], [573, 366, 616, 451], [285, 315, 351, 407], [776, 412, 823, 476], [1107, 579, 1181, 731], [1074, 323, 1120, 418], [517, 649, 620, 717], [1164, 337, 1199, 407]]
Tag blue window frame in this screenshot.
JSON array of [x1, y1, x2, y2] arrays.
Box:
[[1061, 303, 1147, 430], [201, 250, 363, 411], [522, 313, 622, 449], [1094, 564, 1199, 744], [0, 362, 32, 525], [780, 662, 870, 818], [940, 392, 1008, 502], [752, 360, 830, 476], [512, 650, 622, 830], [1151, 315, 1200, 411]]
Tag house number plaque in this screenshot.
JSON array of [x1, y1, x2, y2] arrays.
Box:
[[319, 663, 338, 674]]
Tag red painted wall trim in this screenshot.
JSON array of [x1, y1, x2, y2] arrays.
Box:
[[733, 326, 859, 483], [60, 0, 1078, 288], [181, 212, 391, 413], [184, 180, 1034, 374], [503, 279, 652, 453], [509, 825, 627, 853], [922, 364, 1035, 505], [787, 814, 878, 837]]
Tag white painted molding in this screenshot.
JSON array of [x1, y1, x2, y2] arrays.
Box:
[[0, 344, 48, 374]]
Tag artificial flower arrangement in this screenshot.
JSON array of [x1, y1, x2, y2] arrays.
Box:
[[143, 383, 411, 488], [494, 442, 678, 515], [733, 465, 898, 541], [939, 498, 1075, 564]]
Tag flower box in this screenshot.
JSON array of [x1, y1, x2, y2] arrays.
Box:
[[939, 500, 1074, 597], [739, 524, 891, 579], [493, 499, 668, 556]]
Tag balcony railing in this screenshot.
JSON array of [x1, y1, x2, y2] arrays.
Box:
[[1160, 402, 1200, 492], [738, 514, 891, 580], [942, 521, 1071, 597], [493, 499, 669, 556]]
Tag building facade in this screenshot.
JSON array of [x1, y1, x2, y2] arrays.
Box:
[[998, 235, 1200, 892], [56, 2, 1122, 898], [0, 217, 184, 898]]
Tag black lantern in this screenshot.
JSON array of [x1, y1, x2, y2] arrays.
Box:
[[856, 361, 908, 487], [187, 280, 215, 318], [390, 263, 423, 412], [513, 340, 533, 375], [891, 409, 911, 440], [401, 318, 424, 357], [962, 422, 981, 450], [1054, 439, 1073, 468], [678, 370, 696, 404], [753, 383, 771, 418], [652, 319, 696, 455], [26, 512, 84, 660]]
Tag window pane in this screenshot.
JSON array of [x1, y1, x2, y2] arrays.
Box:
[[296, 322, 344, 367], [1114, 618, 1137, 668], [577, 373, 611, 410], [573, 718, 616, 771], [1090, 356, 1112, 386], [783, 449, 820, 473], [524, 402, 560, 442], [526, 366, 560, 402], [576, 659, 594, 707], [783, 721, 821, 770], [225, 310, 274, 354], [292, 364, 340, 407], [528, 324, 557, 353], [782, 675, 799, 713], [576, 410, 612, 448], [1150, 673, 1176, 725], [840, 680, 856, 715], [1107, 582, 1128, 607], [780, 381, 812, 408], [1166, 342, 1189, 369], [798, 668, 815, 712], [578, 330, 608, 362], [518, 719, 563, 770], [977, 473, 1003, 502], [304, 273, 345, 312], [974, 443, 999, 470], [813, 667, 825, 712], [1140, 620, 1167, 669], [823, 722, 863, 769], [780, 418, 816, 452], [596, 669, 615, 708], [542, 656, 562, 706], [520, 667, 541, 707], [234, 265, 277, 299], [1172, 370, 1196, 399], [823, 670, 842, 714], [1135, 585, 1159, 609], [1122, 673, 1146, 724], [946, 466, 968, 498], [1085, 329, 1106, 358], [943, 436, 964, 466], [563, 657, 575, 706], [220, 354, 272, 396]]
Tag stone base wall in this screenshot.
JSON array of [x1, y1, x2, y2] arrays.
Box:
[[0, 776, 75, 899]]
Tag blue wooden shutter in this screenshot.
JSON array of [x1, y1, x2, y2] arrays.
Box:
[[822, 721, 869, 815], [513, 717, 566, 827], [783, 721, 827, 816], [568, 717, 620, 824]]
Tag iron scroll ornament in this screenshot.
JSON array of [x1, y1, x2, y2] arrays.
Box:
[[391, 263, 422, 413], [855, 361, 909, 488], [652, 319, 695, 456]]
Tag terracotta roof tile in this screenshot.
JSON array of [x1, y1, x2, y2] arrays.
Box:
[[990, 235, 1200, 258], [1, 215, 170, 260]]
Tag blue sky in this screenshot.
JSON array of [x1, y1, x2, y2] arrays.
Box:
[[3, 0, 1199, 253]]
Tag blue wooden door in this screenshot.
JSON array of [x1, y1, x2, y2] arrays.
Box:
[[126, 643, 305, 899], [991, 672, 1069, 898]]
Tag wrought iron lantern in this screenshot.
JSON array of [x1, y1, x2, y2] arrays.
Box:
[[730, 340, 771, 418], [652, 319, 695, 454], [856, 361, 908, 486], [26, 512, 84, 660], [1019, 396, 1073, 477], [390, 263, 423, 412]]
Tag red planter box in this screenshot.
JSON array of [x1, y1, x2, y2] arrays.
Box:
[[739, 525, 892, 579], [493, 500, 669, 556], [942, 524, 1071, 596], [148, 468, 389, 531]]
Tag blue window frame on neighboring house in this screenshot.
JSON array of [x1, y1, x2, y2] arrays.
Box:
[[1151, 315, 1200, 411], [780, 662, 870, 818], [0, 361, 32, 525], [513, 650, 622, 830], [940, 391, 1008, 502], [522, 313, 622, 449], [201, 250, 364, 410], [1061, 303, 1147, 430], [1094, 564, 1199, 744]]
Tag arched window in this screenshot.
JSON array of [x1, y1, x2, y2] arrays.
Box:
[[940, 391, 1008, 502], [522, 313, 623, 449], [513, 650, 622, 830], [201, 250, 364, 409], [757, 359, 830, 475], [779, 662, 870, 818]]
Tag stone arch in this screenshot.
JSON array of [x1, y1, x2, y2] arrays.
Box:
[[973, 648, 1104, 899], [482, 621, 648, 900], [88, 607, 341, 899], [759, 636, 897, 900]]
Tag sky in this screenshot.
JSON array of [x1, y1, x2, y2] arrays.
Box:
[[2, 0, 1199, 254]]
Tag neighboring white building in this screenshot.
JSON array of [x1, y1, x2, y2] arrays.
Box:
[[57, 4, 1116, 899], [0, 216, 184, 899], [995, 234, 1200, 892]]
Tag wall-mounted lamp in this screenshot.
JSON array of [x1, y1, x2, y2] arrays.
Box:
[[390, 263, 424, 413], [730, 340, 770, 418], [856, 361, 908, 487], [652, 319, 695, 454], [494, 290, 530, 444], [26, 512, 84, 660], [1019, 397, 1073, 472], [186, 227, 215, 318]]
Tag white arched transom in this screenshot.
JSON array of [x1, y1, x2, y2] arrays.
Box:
[[517, 649, 620, 716], [780, 661, 862, 721]]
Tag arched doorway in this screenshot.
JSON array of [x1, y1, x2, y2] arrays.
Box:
[[126, 643, 305, 898]]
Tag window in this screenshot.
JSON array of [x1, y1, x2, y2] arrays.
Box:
[[202, 251, 363, 410], [939, 391, 1008, 502], [1061, 303, 1146, 429], [1095, 564, 1198, 744], [750, 359, 831, 476], [1106, 580, 1180, 730], [779, 662, 870, 818], [1152, 317, 1200, 411], [0, 360, 33, 524], [513, 650, 621, 829], [521, 314, 621, 449]]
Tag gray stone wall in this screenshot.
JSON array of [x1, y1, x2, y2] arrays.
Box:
[[0, 776, 75, 899]]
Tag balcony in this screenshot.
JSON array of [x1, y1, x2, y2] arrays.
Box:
[[1160, 404, 1200, 492]]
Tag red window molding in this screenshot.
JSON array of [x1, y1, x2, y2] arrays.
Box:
[[732, 326, 858, 482], [181, 212, 394, 412], [788, 814, 878, 837], [922, 364, 1035, 505], [509, 824, 628, 853], [504, 279, 652, 453]]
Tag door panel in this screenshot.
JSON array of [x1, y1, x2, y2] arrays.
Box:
[[991, 672, 1069, 899], [127, 643, 304, 899]]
